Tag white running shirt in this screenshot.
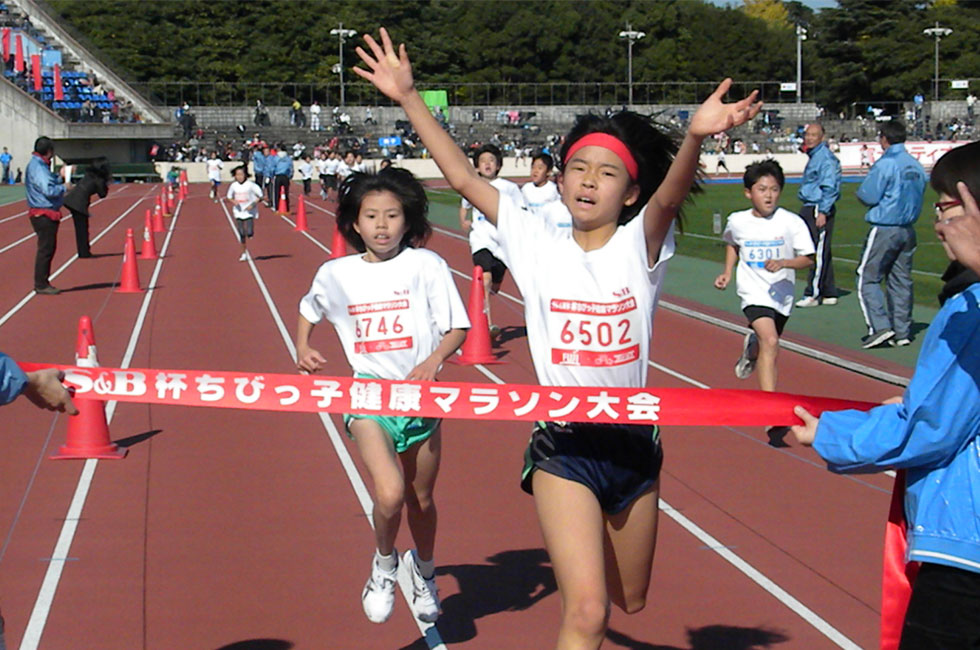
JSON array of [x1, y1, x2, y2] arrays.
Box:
[[299, 247, 470, 380], [462, 177, 523, 259], [207, 158, 224, 182], [521, 180, 560, 215], [722, 207, 814, 315], [226, 180, 263, 219], [495, 192, 674, 388]]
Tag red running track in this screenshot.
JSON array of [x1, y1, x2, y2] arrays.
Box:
[[0, 183, 903, 649]]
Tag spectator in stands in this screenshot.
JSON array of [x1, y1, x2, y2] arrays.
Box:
[[254, 100, 270, 127], [25, 136, 68, 295], [310, 100, 321, 131], [855, 121, 927, 348], [365, 107, 376, 124], [968, 93, 976, 122], [63, 157, 110, 258], [795, 123, 842, 308], [0, 147, 11, 185]]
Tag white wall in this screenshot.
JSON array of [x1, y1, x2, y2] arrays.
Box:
[[0, 78, 68, 176], [157, 152, 811, 184]]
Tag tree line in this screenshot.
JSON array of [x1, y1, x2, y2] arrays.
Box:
[[44, 0, 980, 110]]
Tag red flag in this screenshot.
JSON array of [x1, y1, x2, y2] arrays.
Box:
[[1, 28, 10, 62], [14, 34, 23, 72], [880, 470, 920, 650], [31, 53, 41, 92], [53, 64, 63, 100]]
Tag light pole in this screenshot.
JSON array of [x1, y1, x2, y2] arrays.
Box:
[[618, 24, 645, 108], [923, 22, 952, 102], [795, 23, 807, 104], [330, 23, 357, 106]]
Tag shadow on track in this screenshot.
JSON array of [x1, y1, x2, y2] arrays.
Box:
[[61, 282, 117, 293], [115, 429, 163, 449], [416, 548, 557, 645], [213, 640, 294, 650], [606, 624, 789, 649]]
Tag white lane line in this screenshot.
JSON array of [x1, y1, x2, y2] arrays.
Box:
[[680, 230, 944, 278], [658, 300, 910, 387], [468, 359, 861, 650], [19, 198, 183, 650], [0, 193, 120, 251], [0, 209, 29, 224], [230, 203, 448, 649], [0, 187, 157, 330], [0, 183, 137, 226]]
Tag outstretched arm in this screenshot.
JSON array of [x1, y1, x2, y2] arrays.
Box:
[[644, 79, 762, 265], [353, 28, 500, 223]]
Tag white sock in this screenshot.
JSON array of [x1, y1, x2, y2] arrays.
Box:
[[415, 552, 435, 580], [375, 549, 397, 573]]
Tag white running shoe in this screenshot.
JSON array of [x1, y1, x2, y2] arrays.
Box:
[[821, 297, 838, 305], [362, 551, 398, 624], [795, 296, 820, 308], [238, 252, 247, 262], [403, 549, 440, 623], [734, 332, 759, 380]]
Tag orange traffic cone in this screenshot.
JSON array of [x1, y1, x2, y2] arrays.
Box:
[[294, 194, 308, 232], [152, 201, 165, 233], [277, 186, 288, 215], [166, 185, 175, 214], [138, 210, 158, 260], [161, 187, 172, 216], [329, 224, 347, 259], [115, 228, 143, 294], [453, 266, 501, 365], [75, 314, 99, 367], [51, 316, 126, 460]]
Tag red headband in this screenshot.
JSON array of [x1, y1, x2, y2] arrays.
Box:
[[564, 133, 639, 180]]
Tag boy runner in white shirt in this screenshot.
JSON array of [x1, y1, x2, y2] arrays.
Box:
[[459, 143, 523, 336], [224, 165, 264, 261], [206, 151, 224, 200], [714, 160, 814, 428], [520, 152, 560, 215]]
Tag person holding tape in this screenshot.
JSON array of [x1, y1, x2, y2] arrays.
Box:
[[0, 351, 76, 649], [296, 167, 469, 626], [793, 141, 980, 649], [354, 28, 761, 648]]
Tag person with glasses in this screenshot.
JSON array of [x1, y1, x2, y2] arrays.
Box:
[[854, 121, 927, 348], [792, 140, 980, 649]]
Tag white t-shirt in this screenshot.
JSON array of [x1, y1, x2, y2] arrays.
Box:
[[540, 198, 573, 233], [299, 247, 471, 380], [722, 207, 814, 316], [299, 161, 313, 180], [324, 158, 340, 175], [336, 160, 352, 180], [462, 177, 523, 258], [207, 158, 224, 182], [226, 180, 263, 219], [495, 192, 674, 388], [521, 180, 560, 215]]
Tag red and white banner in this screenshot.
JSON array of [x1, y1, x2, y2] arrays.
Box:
[[840, 140, 971, 170], [21, 363, 875, 426]]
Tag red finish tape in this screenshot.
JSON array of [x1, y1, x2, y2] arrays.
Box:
[[20, 363, 875, 426]]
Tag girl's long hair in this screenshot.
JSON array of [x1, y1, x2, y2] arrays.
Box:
[[559, 111, 702, 225]]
